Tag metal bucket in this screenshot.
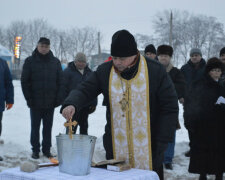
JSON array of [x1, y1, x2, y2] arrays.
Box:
[[56, 134, 96, 176]]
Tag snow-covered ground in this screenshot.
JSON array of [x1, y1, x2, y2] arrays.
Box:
[[0, 81, 222, 180]]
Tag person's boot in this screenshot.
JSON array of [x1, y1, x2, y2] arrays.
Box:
[[31, 152, 39, 159], [164, 163, 173, 170], [0, 138, 4, 144], [184, 150, 190, 157], [0, 156, 3, 161], [215, 173, 223, 180], [199, 174, 207, 180]]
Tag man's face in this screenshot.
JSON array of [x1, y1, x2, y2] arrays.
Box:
[[37, 43, 50, 55], [158, 54, 171, 66], [112, 55, 136, 72], [209, 68, 222, 81], [145, 52, 156, 60], [74, 60, 86, 70], [190, 54, 201, 64], [220, 54, 225, 65]]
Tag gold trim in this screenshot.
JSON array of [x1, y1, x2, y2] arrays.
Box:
[[128, 80, 135, 167], [109, 55, 152, 170], [109, 66, 116, 159], [143, 56, 153, 170]]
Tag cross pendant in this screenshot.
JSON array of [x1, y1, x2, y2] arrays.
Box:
[[64, 118, 78, 139], [119, 94, 128, 112]]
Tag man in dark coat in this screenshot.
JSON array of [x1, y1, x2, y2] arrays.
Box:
[[157, 45, 186, 170], [144, 44, 157, 60], [181, 48, 206, 157], [21, 37, 63, 159], [62, 52, 97, 135], [0, 58, 14, 161], [184, 58, 225, 180], [219, 47, 225, 87], [61, 30, 178, 180]]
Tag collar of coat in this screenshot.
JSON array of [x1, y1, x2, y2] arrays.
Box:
[[166, 63, 173, 72]]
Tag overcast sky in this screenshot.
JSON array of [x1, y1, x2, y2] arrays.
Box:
[[1, 0, 225, 50]]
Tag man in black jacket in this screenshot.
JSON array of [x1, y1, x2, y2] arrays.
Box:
[[144, 44, 157, 60], [181, 48, 206, 157], [62, 52, 97, 135], [61, 30, 178, 180], [157, 45, 186, 170], [0, 58, 14, 161], [21, 37, 63, 159]]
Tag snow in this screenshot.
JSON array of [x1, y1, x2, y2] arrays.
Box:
[[0, 80, 223, 180]]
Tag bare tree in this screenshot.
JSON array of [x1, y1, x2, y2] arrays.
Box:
[[134, 33, 156, 50], [153, 10, 225, 66], [65, 27, 98, 60]]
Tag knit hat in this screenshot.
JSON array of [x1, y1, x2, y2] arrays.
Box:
[[157, 45, 173, 57], [74, 52, 87, 62], [144, 44, 156, 54], [205, 57, 224, 74], [219, 47, 225, 57], [38, 37, 50, 45], [111, 30, 137, 57], [190, 48, 202, 57]]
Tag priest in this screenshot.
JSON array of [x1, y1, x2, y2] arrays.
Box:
[[61, 30, 178, 180]]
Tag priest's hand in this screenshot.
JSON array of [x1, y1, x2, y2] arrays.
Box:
[[62, 105, 75, 121]]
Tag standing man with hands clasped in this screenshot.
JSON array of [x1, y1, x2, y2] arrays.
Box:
[[21, 37, 63, 159]]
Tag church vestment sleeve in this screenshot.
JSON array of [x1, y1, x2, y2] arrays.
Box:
[[156, 68, 178, 143], [61, 70, 102, 112]]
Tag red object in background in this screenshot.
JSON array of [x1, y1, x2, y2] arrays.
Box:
[[104, 56, 112, 62]]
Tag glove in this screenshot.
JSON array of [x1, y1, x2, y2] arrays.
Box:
[[6, 104, 13, 110], [88, 106, 96, 114]]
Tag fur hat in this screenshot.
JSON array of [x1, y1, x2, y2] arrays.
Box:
[[111, 30, 137, 57], [144, 44, 156, 54], [205, 57, 224, 73], [190, 48, 202, 57], [38, 37, 50, 45], [75, 52, 87, 62], [157, 45, 173, 57], [219, 47, 225, 57]]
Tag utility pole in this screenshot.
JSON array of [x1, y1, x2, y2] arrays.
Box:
[[98, 32, 101, 55], [97, 32, 102, 66], [169, 11, 173, 46]]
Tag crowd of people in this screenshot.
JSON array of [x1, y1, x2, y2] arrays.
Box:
[[0, 30, 224, 180]]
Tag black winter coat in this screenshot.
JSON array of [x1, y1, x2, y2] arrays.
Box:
[[219, 70, 225, 87], [0, 58, 14, 112], [168, 67, 186, 99], [184, 74, 225, 174], [61, 56, 178, 169], [21, 49, 63, 109], [62, 62, 97, 107], [168, 66, 186, 129], [181, 59, 206, 88]]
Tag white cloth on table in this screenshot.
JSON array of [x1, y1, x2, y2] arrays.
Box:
[[0, 166, 159, 180]]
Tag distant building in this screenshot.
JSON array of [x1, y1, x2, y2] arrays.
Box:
[[89, 52, 110, 70]]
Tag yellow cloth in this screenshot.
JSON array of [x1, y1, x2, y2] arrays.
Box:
[[109, 55, 152, 170]]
